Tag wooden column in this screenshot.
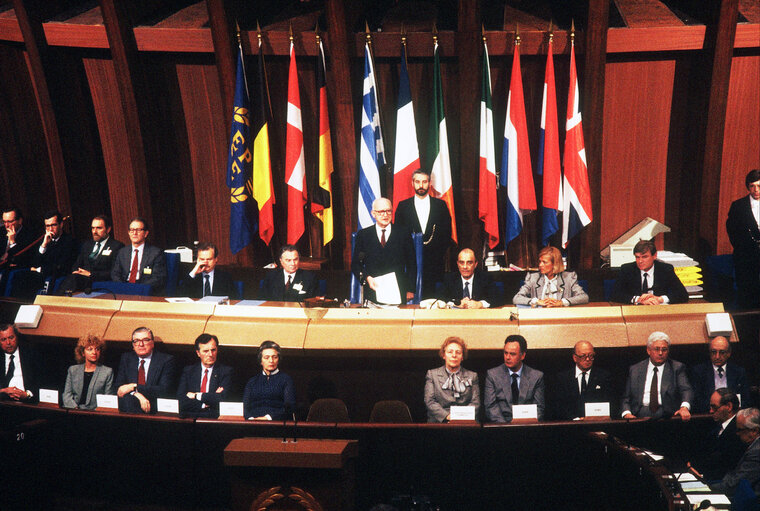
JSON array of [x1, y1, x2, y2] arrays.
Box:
[[697, 0, 739, 252], [578, 0, 609, 268], [325, 0, 359, 267], [12, 0, 71, 216], [206, 0, 237, 128]]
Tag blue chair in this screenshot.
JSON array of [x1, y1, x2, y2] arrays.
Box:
[[704, 254, 738, 310], [317, 278, 327, 297], [603, 279, 616, 302], [163, 251, 180, 297], [3, 269, 45, 299], [234, 280, 244, 300], [349, 231, 423, 304], [732, 478, 760, 511], [90, 280, 152, 297]]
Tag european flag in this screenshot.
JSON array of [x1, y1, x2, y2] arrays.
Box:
[[226, 44, 256, 255]]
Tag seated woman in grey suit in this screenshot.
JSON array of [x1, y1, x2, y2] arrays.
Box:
[[62, 334, 115, 409], [424, 337, 480, 422], [512, 246, 589, 307]]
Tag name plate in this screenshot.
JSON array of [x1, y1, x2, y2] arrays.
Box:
[[512, 404, 538, 420], [39, 388, 58, 405], [449, 405, 476, 421], [585, 402, 610, 418], [156, 398, 179, 414], [96, 394, 118, 410], [219, 401, 244, 418]]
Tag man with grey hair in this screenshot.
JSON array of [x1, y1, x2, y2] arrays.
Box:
[[711, 407, 760, 497], [621, 331, 693, 420]]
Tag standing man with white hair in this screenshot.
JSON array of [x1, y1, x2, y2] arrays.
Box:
[[621, 331, 693, 420]]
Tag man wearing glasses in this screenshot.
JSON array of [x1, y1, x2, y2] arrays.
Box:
[[621, 331, 693, 420], [115, 326, 176, 414], [690, 336, 749, 414], [111, 217, 167, 295], [710, 407, 760, 498], [1, 207, 39, 270], [551, 341, 613, 420], [351, 197, 416, 305]]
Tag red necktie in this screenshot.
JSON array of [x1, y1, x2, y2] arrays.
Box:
[[200, 368, 208, 394], [128, 249, 139, 283], [137, 359, 146, 385]]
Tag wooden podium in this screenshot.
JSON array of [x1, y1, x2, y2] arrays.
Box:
[[224, 437, 358, 511]]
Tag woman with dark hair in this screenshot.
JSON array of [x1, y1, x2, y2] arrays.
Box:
[[424, 336, 480, 422], [512, 246, 588, 307], [62, 334, 114, 409], [243, 340, 296, 420]]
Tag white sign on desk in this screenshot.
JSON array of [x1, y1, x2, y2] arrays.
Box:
[[96, 394, 118, 409], [156, 398, 179, 414], [512, 404, 538, 420], [219, 401, 244, 418], [39, 388, 58, 405], [585, 402, 610, 417], [450, 405, 476, 421]]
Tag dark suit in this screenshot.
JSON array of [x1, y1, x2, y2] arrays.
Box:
[[441, 270, 499, 307], [351, 224, 417, 304], [33, 233, 78, 280], [551, 366, 614, 420], [691, 415, 747, 481], [176, 362, 233, 418], [1, 344, 42, 402], [177, 269, 236, 299], [111, 244, 167, 295], [59, 237, 124, 292], [621, 358, 694, 418], [115, 350, 177, 413], [0, 225, 41, 270], [484, 364, 545, 422], [395, 196, 451, 297], [690, 361, 750, 413], [261, 268, 317, 302], [611, 260, 689, 304], [711, 436, 760, 497], [727, 195, 760, 309]]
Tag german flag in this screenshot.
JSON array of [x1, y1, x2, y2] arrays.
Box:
[[310, 38, 333, 245], [252, 36, 275, 246]]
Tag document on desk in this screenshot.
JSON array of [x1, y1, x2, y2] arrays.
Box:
[[676, 472, 698, 482], [685, 493, 730, 506], [680, 481, 712, 492], [373, 272, 401, 305]]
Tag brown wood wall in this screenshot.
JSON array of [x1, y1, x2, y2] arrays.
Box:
[[0, 1, 759, 271]]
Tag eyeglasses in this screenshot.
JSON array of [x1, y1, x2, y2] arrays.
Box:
[[709, 350, 729, 356], [373, 210, 392, 215], [132, 338, 153, 345], [574, 353, 595, 360], [650, 347, 669, 353]]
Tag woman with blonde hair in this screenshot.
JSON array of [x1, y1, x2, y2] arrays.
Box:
[[512, 246, 588, 307], [62, 334, 114, 409]]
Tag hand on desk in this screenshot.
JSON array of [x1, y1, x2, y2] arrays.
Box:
[[637, 293, 664, 305], [135, 392, 150, 413], [0, 386, 28, 400], [459, 298, 483, 309], [674, 406, 691, 421], [536, 298, 564, 308]]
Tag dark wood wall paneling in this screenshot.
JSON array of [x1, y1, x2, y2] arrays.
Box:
[[1, 1, 760, 271]]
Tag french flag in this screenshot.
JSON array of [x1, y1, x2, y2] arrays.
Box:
[[392, 43, 420, 214], [562, 39, 592, 248], [501, 38, 536, 248], [538, 36, 562, 247]]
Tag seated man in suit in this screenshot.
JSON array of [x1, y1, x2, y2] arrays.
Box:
[[621, 331, 693, 420], [177, 242, 236, 299], [111, 217, 167, 295], [551, 340, 613, 420], [261, 244, 317, 302], [710, 407, 760, 498], [351, 198, 417, 305], [688, 389, 747, 482], [32, 210, 78, 281], [690, 336, 749, 414], [0, 323, 40, 402], [59, 214, 124, 293], [394, 169, 452, 298], [484, 335, 545, 422], [177, 333, 232, 418], [611, 239, 688, 305], [1, 207, 40, 270], [440, 248, 497, 308], [115, 326, 177, 414], [726, 169, 760, 309]]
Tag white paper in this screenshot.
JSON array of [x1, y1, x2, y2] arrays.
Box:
[[96, 394, 118, 409], [681, 481, 712, 491], [585, 402, 610, 417], [219, 401, 244, 417], [685, 493, 730, 505], [166, 297, 194, 303], [156, 398, 179, 414], [512, 404, 538, 420], [372, 272, 401, 304], [676, 472, 698, 482], [39, 388, 58, 405], [450, 406, 476, 421], [643, 450, 664, 461]]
